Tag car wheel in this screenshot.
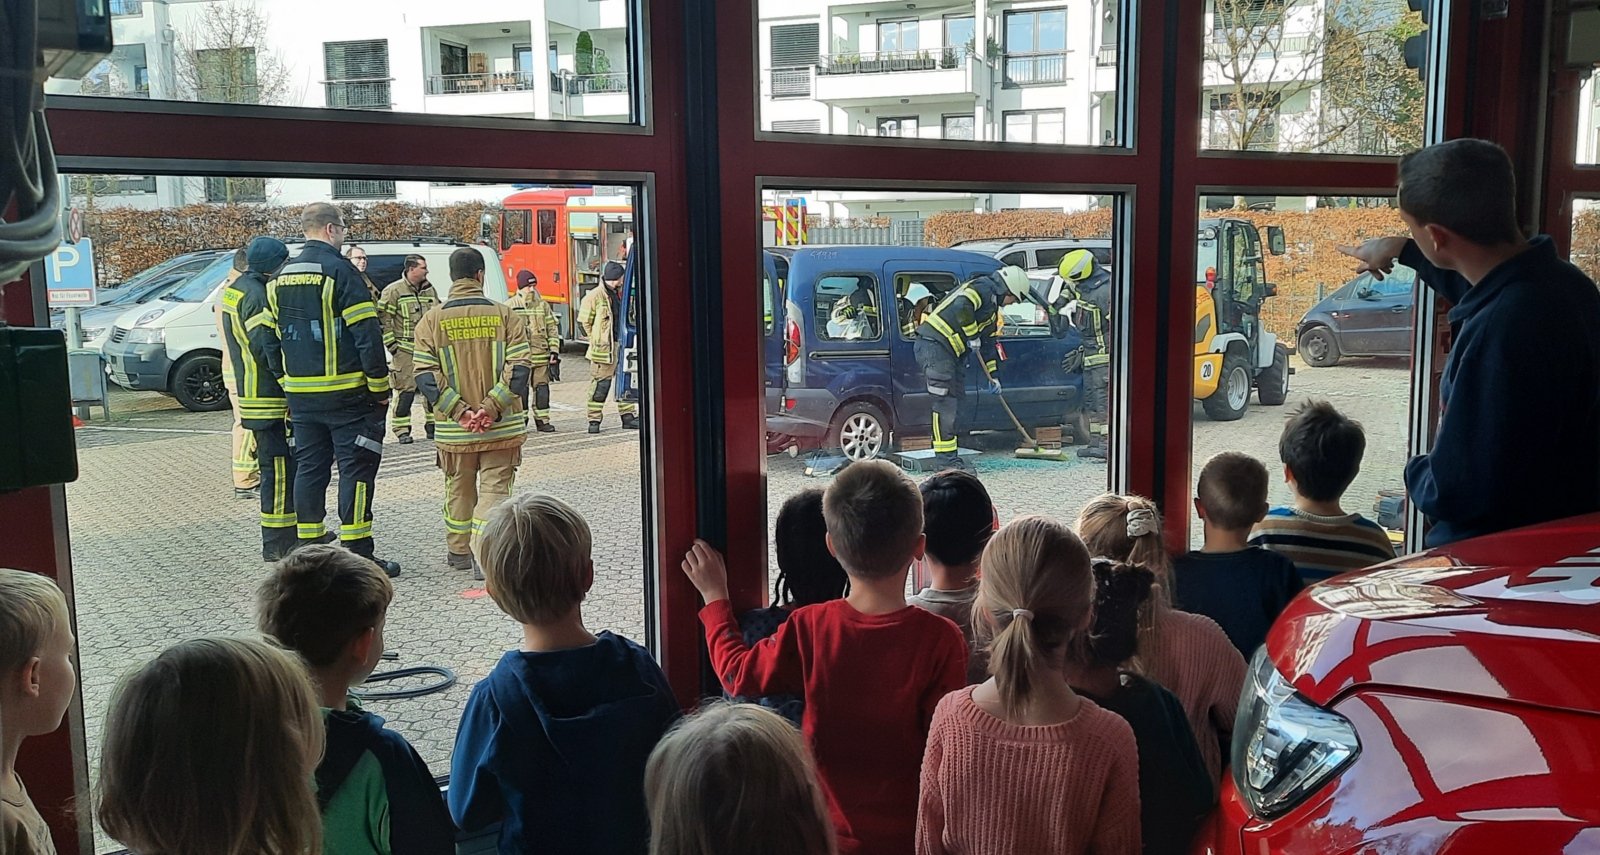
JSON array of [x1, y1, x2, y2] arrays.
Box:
[[1298, 326, 1342, 368], [1257, 342, 1290, 406], [1201, 350, 1251, 421], [828, 401, 890, 462], [170, 354, 230, 413]]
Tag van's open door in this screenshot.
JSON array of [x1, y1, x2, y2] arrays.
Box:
[[763, 252, 789, 418]]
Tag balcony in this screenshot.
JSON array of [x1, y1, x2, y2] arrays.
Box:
[[551, 73, 631, 120], [426, 71, 540, 95], [109, 0, 142, 15], [1097, 44, 1118, 67], [770, 66, 813, 99], [325, 79, 393, 110], [1002, 51, 1068, 87], [813, 49, 985, 106]]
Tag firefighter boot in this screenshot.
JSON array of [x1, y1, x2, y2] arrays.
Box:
[[621, 414, 640, 430], [446, 551, 474, 571], [371, 557, 402, 579], [536, 420, 556, 433], [588, 421, 601, 435]]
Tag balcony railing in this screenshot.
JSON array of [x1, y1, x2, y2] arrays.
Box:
[[1003, 51, 1067, 87], [1097, 43, 1118, 67], [1208, 30, 1314, 56], [818, 48, 969, 76], [771, 66, 812, 98], [109, 0, 143, 15], [426, 70, 539, 95], [325, 79, 392, 110], [565, 72, 629, 95]]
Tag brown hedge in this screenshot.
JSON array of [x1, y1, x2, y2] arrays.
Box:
[[84, 201, 492, 284]]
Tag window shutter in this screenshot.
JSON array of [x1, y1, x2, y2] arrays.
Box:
[[771, 24, 820, 67], [324, 39, 389, 81], [773, 119, 822, 133]]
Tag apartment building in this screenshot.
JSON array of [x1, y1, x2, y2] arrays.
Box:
[[51, 0, 632, 209]]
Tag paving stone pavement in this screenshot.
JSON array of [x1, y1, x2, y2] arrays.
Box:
[[65, 350, 1411, 850]]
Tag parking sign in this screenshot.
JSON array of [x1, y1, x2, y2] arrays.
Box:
[[45, 239, 97, 308]]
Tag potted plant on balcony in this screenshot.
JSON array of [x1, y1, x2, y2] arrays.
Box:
[[858, 52, 882, 74], [940, 46, 959, 69], [916, 49, 935, 70]]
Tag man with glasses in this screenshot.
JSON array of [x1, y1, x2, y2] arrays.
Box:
[[260, 202, 401, 578], [344, 244, 385, 305]]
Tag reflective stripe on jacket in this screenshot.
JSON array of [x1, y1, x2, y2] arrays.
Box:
[[221, 269, 288, 424], [916, 279, 1001, 373], [506, 291, 562, 356], [413, 278, 533, 453], [263, 240, 390, 410], [379, 278, 440, 352], [578, 285, 617, 364]]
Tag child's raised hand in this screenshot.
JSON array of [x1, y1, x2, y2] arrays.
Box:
[[681, 538, 729, 604]]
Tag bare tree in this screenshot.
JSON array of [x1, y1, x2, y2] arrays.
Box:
[[1205, 0, 1424, 154], [173, 1, 293, 203]]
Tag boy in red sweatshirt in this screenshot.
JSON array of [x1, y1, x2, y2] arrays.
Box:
[[682, 460, 969, 855]]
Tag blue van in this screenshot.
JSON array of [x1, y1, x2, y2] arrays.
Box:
[[764, 246, 1085, 460]]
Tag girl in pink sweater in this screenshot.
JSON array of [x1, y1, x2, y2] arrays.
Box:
[[916, 516, 1141, 855], [1077, 494, 1247, 781]]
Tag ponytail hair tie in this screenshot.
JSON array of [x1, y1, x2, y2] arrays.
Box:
[[1010, 609, 1034, 622], [1126, 507, 1159, 539]]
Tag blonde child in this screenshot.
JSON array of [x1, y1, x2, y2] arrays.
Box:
[[1076, 493, 1246, 781], [450, 493, 680, 855], [1, 569, 75, 855], [96, 636, 325, 855], [916, 516, 1140, 854], [683, 460, 968, 855], [646, 702, 837, 855]]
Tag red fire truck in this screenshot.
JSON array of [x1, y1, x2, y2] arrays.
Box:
[[483, 187, 633, 338]]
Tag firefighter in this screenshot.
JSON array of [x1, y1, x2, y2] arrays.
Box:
[[261, 202, 400, 578], [216, 248, 260, 499], [344, 244, 384, 304], [220, 237, 298, 560], [378, 255, 441, 443], [1049, 249, 1113, 460], [577, 261, 639, 433], [914, 265, 1031, 470], [506, 269, 562, 432], [899, 282, 935, 337], [413, 248, 532, 579]]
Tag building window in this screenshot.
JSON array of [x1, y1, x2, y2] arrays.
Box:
[[440, 42, 469, 77], [1214, 0, 1288, 33], [204, 177, 267, 203], [942, 114, 975, 140], [323, 40, 391, 110], [1207, 91, 1282, 150], [773, 119, 823, 134], [69, 175, 157, 197], [194, 47, 260, 103], [109, 0, 142, 16], [945, 15, 976, 55], [1003, 8, 1068, 87], [771, 23, 819, 98], [878, 19, 920, 54], [537, 209, 558, 245], [877, 116, 920, 138], [514, 43, 534, 73], [331, 179, 397, 200], [1003, 109, 1066, 144]]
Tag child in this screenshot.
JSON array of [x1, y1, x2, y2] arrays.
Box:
[[256, 545, 455, 854], [1175, 453, 1305, 657], [96, 636, 325, 855], [1067, 559, 1214, 855], [908, 470, 997, 685], [731, 489, 850, 726], [451, 493, 680, 855], [917, 517, 1140, 854], [1076, 493, 1245, 782], [1, 569, 74, 855], [1252, 400, 1398, 582], [646, 702, 838, 855], [682, 460, 968, 855]]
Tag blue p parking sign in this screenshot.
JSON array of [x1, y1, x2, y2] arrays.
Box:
[[45, 239, 97, 308]]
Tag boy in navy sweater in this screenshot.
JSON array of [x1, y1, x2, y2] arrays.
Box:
[[256, 545, 455, 855], [1342, 139, 1600, 547], [450, 494, 679, 855]]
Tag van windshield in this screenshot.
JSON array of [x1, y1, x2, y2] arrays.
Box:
[[161, 255, 236, 303]]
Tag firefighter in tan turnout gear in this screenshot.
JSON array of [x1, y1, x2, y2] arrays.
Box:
[[413, 248, 533, 578], [578, 261, 638, 433], [506, 269, 562, 433], [379, 254, 441, 443]]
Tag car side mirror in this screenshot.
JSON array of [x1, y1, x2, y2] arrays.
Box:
[[1266, 226, 1286, 256]]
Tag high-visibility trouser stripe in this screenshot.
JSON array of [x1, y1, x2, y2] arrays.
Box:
[[232, 458, 257, 473], [587, 401, 605, 418], [932, 412, 958, 453], [533, 408, 550, 419], [471, 518, 489, 537], [299, 521, 327, 539], [267, 454, 291, 527], [618, 400, 638, 416], [924, 315, 966, 355], [342, 482, 371, 540], [444, 515, 473, 534], [283, 373, 365, 393], [392, 415, 412, 428], [263, 512, 297, 529]]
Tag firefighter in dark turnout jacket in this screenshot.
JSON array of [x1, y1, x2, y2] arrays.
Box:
[[913, 265, 1031, 469], [1050, 249, 1113, 460], [261, 203, 400, 577], [221, 237, 296, 560]]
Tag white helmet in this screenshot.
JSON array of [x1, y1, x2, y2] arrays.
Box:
[[904, 283, 933, 304], [996, 265, 1031, 300]]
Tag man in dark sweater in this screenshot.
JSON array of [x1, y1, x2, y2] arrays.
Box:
[[1342, 139, 1600, 547]]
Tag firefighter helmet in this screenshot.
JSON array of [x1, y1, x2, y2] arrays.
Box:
[[1058, 249, 1097, 282], [996, 265, 1031, 300]]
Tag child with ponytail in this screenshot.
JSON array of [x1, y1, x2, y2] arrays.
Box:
[[1075, 494, 1245, 782], [916, 516, 1140, 855]]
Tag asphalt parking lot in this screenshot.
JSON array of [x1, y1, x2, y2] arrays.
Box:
[[64, 352, 1411, 849]]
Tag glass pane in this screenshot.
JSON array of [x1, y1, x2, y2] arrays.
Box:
[[1201, 0, 1428, 154], [760, 187, 1123, 609], [1190, 195, 1415, 567], [1571, 201, 1600, 281], [760, 0, 1125, 147], [61, 173, 650, 853], [1577, 67, 1600, 165], [46, 2, 641, 125]]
